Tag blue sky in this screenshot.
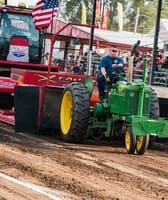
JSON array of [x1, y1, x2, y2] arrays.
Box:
[[8, 0, 38, 7]]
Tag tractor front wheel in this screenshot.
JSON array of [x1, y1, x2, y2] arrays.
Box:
[[60, 82, 90, 143], [125, 127, 136, 154], [135, 135, 149, 155]]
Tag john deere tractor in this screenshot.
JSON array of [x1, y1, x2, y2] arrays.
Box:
[[59, 58, 168, 155]]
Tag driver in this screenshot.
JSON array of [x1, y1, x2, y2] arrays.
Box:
[[2, 18, 20, 39], [97, 45, 124, 99], [4, 18, 12, 30]]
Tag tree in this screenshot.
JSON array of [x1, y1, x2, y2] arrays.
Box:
[[60, 0, 168, 34], [125, 0, 157, 33], [161, 0, 168, 18], [60, 0, 92, 23], [18, 2, 26, 8], [0, 0, 4, 5]]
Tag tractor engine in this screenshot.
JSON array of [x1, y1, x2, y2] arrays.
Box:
[[93, 81, 152, 118]]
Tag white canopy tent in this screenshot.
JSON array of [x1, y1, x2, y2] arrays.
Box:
[[147, 19, 168, 42], [76, 26, 164, 49]]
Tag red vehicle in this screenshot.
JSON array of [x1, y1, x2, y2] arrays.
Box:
[[0, 5, 99, 131], [0, 6, 42, 75]]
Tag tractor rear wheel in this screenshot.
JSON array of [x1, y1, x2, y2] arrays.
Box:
[[60, 82, 90, 143], [135, 135, 149, 155], [149, 90, 160, 147], [150, 90, 160, 119], [125, 127, 136, 154]]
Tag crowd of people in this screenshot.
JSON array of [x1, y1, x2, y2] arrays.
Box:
[[96, 41, 168, 99], [46, 40, 168, 87], [45, 41, 168, 99], [60, 42, 168, 76], [129, 40, 168, 71]]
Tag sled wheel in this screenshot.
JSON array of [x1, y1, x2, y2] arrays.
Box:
[[60, 82, 90, 143], [136, 135, 149, 155], [125, 127, 136, 154]]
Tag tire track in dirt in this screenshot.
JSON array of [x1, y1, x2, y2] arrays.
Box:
[[0, 140, 167, 200], [0, 122, 168, 200]]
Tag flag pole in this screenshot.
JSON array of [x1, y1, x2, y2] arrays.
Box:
[[87, 0, 96, 76], [41, 28, 46, 64], [50, 8, 54, 34]]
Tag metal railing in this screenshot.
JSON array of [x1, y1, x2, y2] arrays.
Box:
[[133, 68, 168, 87]]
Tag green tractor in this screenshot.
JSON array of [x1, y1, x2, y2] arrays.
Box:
[[59, 58, 168, 155]]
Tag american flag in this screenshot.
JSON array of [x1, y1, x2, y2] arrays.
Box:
[[32, 0, 59, 30]]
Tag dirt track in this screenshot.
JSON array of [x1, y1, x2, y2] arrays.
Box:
[[0, 124, 167, 200]]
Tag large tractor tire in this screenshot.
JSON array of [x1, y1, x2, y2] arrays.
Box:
[[150, 90, 160, 119], [125, 127, 136, 154], [135, 135, 150, 155], [149, 90, 160, 147], [60, 82, 90, 143]]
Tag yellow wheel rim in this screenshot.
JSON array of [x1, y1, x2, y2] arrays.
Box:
[[60, 91, 73, 135], [136, 136, 144, 151], [125, 131, 131, 150]]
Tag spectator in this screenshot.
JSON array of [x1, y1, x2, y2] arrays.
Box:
[[130, 40, 141, 56], [157, 51, 163, 63], [162, 56, 168, 69], [44, 52, 50, 65], [72, 61, 80, 74], [64, 64, 72, 73], [55, 62, 61, 71]]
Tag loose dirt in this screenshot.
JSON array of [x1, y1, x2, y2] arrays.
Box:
[[0, 124, 167, 200]]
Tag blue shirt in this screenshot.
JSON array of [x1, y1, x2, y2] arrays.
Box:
[[99, 55, 124, 79]]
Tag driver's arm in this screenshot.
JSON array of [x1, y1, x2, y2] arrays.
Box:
[[99, 57, 108, 77], [100, 67, 106, 77]]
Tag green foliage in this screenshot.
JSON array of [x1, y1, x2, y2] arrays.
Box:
[[60, 0, 168, 34], [161, 0, 168, 18], [18, 2, 26, 8], [125, 0, 157, 33], [61, 0, 92, 23], [0, 0, 4, 5]]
